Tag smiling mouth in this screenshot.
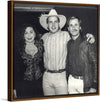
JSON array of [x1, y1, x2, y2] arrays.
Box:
[[27, 38, 32, 40]]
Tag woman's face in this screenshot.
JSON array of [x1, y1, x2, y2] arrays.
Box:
[[24, 27, 36, 43]]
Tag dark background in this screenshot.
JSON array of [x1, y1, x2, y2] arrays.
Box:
[[13, 2, 98, 98], [13, 3, 98, 40], [13, 4, 98, 50]]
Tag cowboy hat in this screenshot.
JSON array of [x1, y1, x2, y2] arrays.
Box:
[[39, 9, 66, 30]]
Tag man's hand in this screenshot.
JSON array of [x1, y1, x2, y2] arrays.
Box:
[[86, 33, 95, 44]]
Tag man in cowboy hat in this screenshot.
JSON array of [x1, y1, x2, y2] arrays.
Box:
[[39, 9, 95, 96]]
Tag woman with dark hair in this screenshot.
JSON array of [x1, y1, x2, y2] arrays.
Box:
[[13, 24, 44, 98]]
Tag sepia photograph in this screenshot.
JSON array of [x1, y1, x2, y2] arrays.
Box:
[[8, 1, 99, 101]]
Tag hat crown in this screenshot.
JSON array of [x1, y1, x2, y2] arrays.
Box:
[[39, 9, 66, 30], [48, 9, 58, 16]]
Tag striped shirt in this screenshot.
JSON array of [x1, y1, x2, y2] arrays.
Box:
[[42, 30, 70, 70]]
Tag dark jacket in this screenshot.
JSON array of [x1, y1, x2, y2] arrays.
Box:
[[66, 36, 97, 92], [79, 40, 97, 92]]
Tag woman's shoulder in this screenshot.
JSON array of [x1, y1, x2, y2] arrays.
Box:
[[34, 39, 43, 47], [34, 39, 44, 53], [35, 39, 43, 44]]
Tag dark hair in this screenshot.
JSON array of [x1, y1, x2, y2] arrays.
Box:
[[22, 23, 39, 41], [17, 23, 39, 53], [46, 16, 60, 24], [67, 16, 82, 26]]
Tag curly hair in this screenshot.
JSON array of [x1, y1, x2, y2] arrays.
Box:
[[15, 23, 39, 53]]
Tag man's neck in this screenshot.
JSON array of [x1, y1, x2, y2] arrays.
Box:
[[72, 33, 80, 40], [50, 29, 61, 35]]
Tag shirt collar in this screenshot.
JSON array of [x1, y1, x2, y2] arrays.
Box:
[[72, 34, 82, 44]]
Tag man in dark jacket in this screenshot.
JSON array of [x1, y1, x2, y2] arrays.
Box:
[[67, 16, 97, 94]]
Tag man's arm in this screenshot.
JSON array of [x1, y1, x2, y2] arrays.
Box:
[[66, 40, 71, 80], [88, 43, 98, 93]]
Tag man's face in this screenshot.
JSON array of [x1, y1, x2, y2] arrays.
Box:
[[68, 18, 81, 36], [47, 16, 60, 34]]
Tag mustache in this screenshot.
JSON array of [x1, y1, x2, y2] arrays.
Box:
[[72, 29, 78, 32]]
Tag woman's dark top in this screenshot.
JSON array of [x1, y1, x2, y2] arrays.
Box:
[[13, 39, 44, 98]]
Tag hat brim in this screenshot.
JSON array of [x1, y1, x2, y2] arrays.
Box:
[[39, 14, 66, 31]]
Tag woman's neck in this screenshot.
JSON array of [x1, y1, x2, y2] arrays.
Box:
[[25, 40, 35, 45]]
